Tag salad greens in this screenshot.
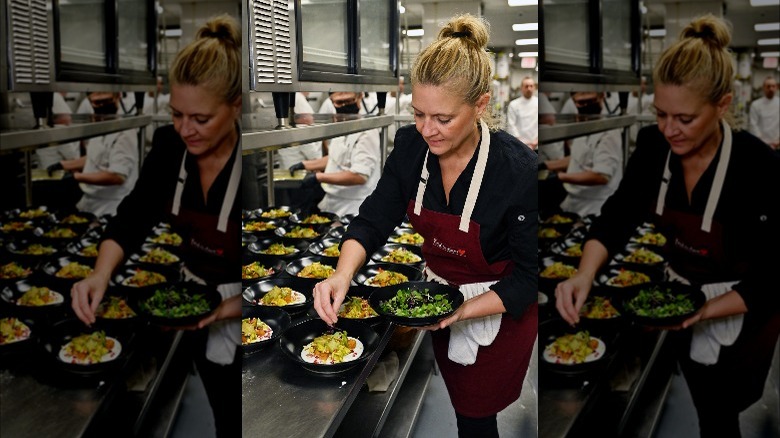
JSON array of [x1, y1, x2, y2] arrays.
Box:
[[627, 285, 695, 318], [380, 288, 453, 318], [143, 287, 211, 318]]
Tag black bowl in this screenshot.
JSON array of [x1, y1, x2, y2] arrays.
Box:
[[242, 219, 286, 238], [596, 263, 662, 293], [129, 282, 222, 327], [274, 225, 325, 245], [307, 238, 342, 262], [42, 318, 128, 375], [577, 291, 624, 331], [111, 264, 181, 294], [65, 238, 100, 261], [369, 281, 464, 327], [541, 211, 580, 228], [0, 311, 37, 356], [241, 306, 291, 356], [327, 226, 347, 240], [285, 256, 338, 280], [539, 318, 612, 377], [338, 214, 355, 226], [145, 228, 184, 249], [629, 229, 669, 248], [128, 245, 183, 269], [53, 210, 97, 232], [537, 226, 566, 249], [0, 220, 36, 238], [32, 225, 82, 244], [387, 227, 424, 247], [0, 279, 69, 317], [39, 256, 95, 291], [245, 237, 309, 262], [0, 258, 38, 287], [336, 286, 382, 324], [241, 258, 286, 289], [5, 206, 53, 223], [279, 318, 380, 374], [353, 263, 424, 288], [256, 206, 299, 221], [611, 244, 666, 270], [615, 282, 706, 328], [4, 240, 62, 263], [538, 256, 578, 294], [548, 238, 584, 261], [242, 277, 315, 316], [289, 211, 340, 229], [93, 287, 143, 332], [242, 233, 258, 249], [369, 244, 424, 268]]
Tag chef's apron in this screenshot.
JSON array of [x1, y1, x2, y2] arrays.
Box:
[[654, 121, 780, 411], [407, 120, 538, 417], [168, 145, 242, 365]]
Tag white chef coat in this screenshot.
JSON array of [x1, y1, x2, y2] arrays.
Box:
[[749, 95, 779, 148], [560, 128, 623, 217], [76, 130, 139, 217], [318, 129, 381, 216], [36, 93, 80, 169], [277, 93, 323, 168], [506, 95, 538, 147]]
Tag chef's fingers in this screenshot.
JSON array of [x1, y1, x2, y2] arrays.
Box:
[[313, 281, 338, 325], [555, 282, 578, 326], [71, 281, 93, 325]]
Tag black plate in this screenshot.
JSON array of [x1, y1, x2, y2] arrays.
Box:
[[577, 291, 624, 330], [245, 237, 309, 262], [128, 245, 183, 269], [65, 238, 100, 261], [32, 225, 82, 243], [0, 220, 36, 238], [387, 227, 424, 247], [289, 211, 340, 228], [538, 318, 612, 377], [242, 219, 286, 237], [144, 228, 184, 249], [93, 287, 143, 332], [629, 229, 669, 248], [537, 226, 566, 247], [548, 238, 584, 261], [111, 264, 181, 294], [369, 244, 424, 268], [241, 306, 291, 356], [0, 311, 37, 355], [616, 282, 706, 327], [129, 282, 222, 327], [0, 258, 37, 286], [241, 258, 286, 288], [327, 226, 347, 240], [336, 286, 382, 324], [538, 256, 578, 294], [369, 281, 464, 327], [338, 214, 355, 226], [611, 244, 666, 270], [42, 318, 128, 375], [53, 210, 97, 229], [279, 318, 380, 374], [4, 240, 62, 264], [40, 256, 95, 291], [4, 206, 53, 223], [242, 277, 316, 316], [274, 225, 325, 245], [307, 238, 342, 262], [596, 263, 662, 292], [255, 206, 299, 221], [353, 263, 424, 288], [540, 211, 580, 228], [0, 279, 69, 317], [285, 256, 338, 280]]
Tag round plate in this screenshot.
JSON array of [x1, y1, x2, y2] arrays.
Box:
[[39, 256, 95, 291], [0, 312, 37, 355], [279, 318, 380, 374], [616, 282, 706, 327], [5, 206, 53, 223], [242, 277, 316, 316], [612, 244, 666, 269], [32, 225, 82, 244], [274, 225, 325, 245], [0, 220, 36, 239], [54, 210, 97, 232], [577, 292, 624, 330], [548, 237, 584, 261], [596, 263, 662, 292], [93, 288, 142, 332], [241, 258, 286, 289], [387, 227, 424, 247], [369, 281, 464, 327], [145, 228, 184, 249], [327, 226, 347, 240], [336, 286, 382, 324], [128, 245, 183, 269], [130, 282, 222, 327], [369, 244, 424, 268], [65, 238, 100, 261], [257, 205, 299, 220], [4, 239, 62, 264], [289, 211, 340, 228], [285, 256, 338, 280], [353, 263, 424, 288], [0, 258, 37, 287], [245, 237, 309, 262], [0, 279, 68, 317], [241, 306, 291, 356], [111, 264, 181, 294], [242, 219, 286, 237], [43, 318, 128, 375], [538, 256, 578, 294], [538, 318, 610, 376], [307, 238, 342, 263], [540, 211, 580, 228]]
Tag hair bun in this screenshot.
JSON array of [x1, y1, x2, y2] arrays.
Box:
[[680, 14, 731, 49], [196, 15, 241, 47], [437, 14, 489, 49]]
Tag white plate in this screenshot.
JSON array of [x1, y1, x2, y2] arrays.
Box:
[[300, 336, 364, 365], [542, 336, 606, 365], [16, 289, 64, 306], [0, 318, 32, 345], [260, 290, 306, 306], [58, 336, 122, 365]]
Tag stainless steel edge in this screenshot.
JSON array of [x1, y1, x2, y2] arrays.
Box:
[[539, 115, 636, 144], [0, 115, 153, 151]]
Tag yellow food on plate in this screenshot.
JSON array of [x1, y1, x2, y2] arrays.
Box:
[[151, 232, 183, 246], [338, 296, 378, 319], [242, 262, 274, 279], [301, 331, 363, 364], [80, 244, 98, 257], [545, 214, 573, 224], [242, 318, 273, 344], [391, 232, 424, 245], [365, 269, 409, 287], [56, 262, 93, 279], [301, 214, 331, 224], [60, 214, 89, 224], [259, 286, 305, 306], [564, 243, 583, 257], [43, 227, 78, 238], [284, 226, 320, 239], [0, 262, 32, 279], [123, 269, 167, 287], [606, 268, 651, 287], [322, 244, 340, 257], [17, 286, 63, 306], [96, 296, 137, 319], [2, 222, 32, 232], [260, 243, 297, 256], [139, 247, 180, 264], [580, 296, 620, 319], [59, 331, 120, 365], [540, 262, 577, 279], [243, 221, 276, 232], [260, 208, 291, 219], [538, 227, 561, 239], [544, 331, 602, 365], [0, 317, 32, 345], [19, 208, 48, 219], [635, 232, 667, 246], [297, 262, 335, 279], [20, 244, 56, 255], [624, 247, 663, 264], [380, 248, 422, 264]]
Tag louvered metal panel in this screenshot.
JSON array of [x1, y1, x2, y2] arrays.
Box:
[[251, 0, 293, 87], [8, 0, 51, 85]]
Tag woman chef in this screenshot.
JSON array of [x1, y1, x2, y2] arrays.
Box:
[[555, 15, 780, 437], [70, 15, 243, 438], [312, 14, 538, 438]]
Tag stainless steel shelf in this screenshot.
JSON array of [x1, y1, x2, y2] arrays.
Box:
[[241, 114, 394, 152], [539, 114, 636, 144], [0, 115, 152, 151]]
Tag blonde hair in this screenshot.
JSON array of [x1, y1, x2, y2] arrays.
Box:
[[653, 15, 734, 121], [410, 14, 497, 129], [169, 14, 241, 104]]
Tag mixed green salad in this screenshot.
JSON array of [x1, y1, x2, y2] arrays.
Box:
[[380, 288, 453, 318], [142, 287, 211, 318], [626, 285, 695, 318]]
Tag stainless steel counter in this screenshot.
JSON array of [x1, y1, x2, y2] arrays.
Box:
[[539, 114, 636, 144], [241, 318, 395, 438]]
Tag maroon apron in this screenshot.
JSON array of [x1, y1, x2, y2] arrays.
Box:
[[655, 122, 780, 410], [407, 120, 538, 417]]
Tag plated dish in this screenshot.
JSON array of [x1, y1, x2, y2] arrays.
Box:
[[58, 331, 121, 365], [369, 282, 464, 327], [241, 306, 291, 356], [242, 277, 314, 316], [131, 283, 221, 327], [388, 228, 424, 246], [618, 282, 705, 326], [370, 244, 424, 266], [279, 318, 379, 374], [0, 317, 32, 345], [300, 331, 364, 365], [542, 331, 606, 365]]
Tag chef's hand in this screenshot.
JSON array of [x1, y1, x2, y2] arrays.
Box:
[[312, 273, 351, 326], [300, 172, 319, 190], [178, 295, 242, 330], [289, 162, 305, 176], [419, 305, 467, 331], [47, 162, 64, 176], [554, 273, 593, 326], [71, 271, 111, 326]]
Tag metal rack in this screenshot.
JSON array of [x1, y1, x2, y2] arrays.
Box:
[[538, 114, 636, 144]]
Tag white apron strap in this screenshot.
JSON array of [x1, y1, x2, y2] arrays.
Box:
[[655, 151, 672, 217], [459, 120, 491, 232], [702, 122, 732, 232], [172, 150, 188, 216], [413, 151, 430, 216], [218, 151, 242, 232]]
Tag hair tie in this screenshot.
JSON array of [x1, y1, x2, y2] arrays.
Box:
[[451, 31, 468, 38]]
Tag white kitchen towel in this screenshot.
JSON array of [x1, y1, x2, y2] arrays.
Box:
[[425, 267, 502, 366], [182, 267, 241, 365], [666, 268, 742, 365]]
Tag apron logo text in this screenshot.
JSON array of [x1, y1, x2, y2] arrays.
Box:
[[432, 237, 467, 258], [674, 237, 708, 256], [190, 238, 223, 256]]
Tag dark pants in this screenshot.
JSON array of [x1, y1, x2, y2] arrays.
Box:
[[455, 412, 499, 438]]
